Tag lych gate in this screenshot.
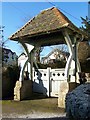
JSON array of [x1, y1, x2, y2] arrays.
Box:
[[9, 7, 87, 107], [33, 68, 66, 97]]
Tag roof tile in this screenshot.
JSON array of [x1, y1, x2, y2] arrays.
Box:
[[9, 7, 81, 40]]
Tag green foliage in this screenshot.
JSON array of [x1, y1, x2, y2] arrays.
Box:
[[78, 41, 89, 63], [80, 60, 90, 72], [37, 60, 66, 69], [2, 65, 20, 99], [80, 16, 90, 40], [7, 65, 20, 81], [35, 47, 44, 63], [78, 16, 90, 66]]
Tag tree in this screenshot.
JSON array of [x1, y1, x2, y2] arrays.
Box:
[[78, 41, 89, 63], [35, 47, 44, 63], [78, 16, 90, 63], [0, 26, 5, 48], [80, 16, 90, 40]]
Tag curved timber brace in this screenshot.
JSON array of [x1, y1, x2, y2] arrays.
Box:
[[77, 42, 81, 72], [18, 40, 33, 81], [73, 36, 81, 73], [18, 40, 38, 81], [62, 30, 74, 80], [62, 30, 81, 81]]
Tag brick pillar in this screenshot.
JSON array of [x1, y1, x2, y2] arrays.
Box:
[[58, 81, 69, 108]]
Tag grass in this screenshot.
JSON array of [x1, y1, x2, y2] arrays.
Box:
[[2, 97, 65, 116]]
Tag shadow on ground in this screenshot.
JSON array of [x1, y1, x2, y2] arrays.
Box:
[[2, 117, 69, 120]]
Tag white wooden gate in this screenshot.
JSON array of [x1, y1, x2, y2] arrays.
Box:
[[33, 68, 65, 97]]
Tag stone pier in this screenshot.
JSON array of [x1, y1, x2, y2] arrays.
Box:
[[14, 80, 32, 101], [58, 81, 69, 108], [58, 81, 78, 108]]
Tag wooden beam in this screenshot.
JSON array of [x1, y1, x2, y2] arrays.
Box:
[[77, 42, 81, 72], [18, 31, 66, 47]]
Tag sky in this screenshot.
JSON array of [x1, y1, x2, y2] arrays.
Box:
[[2, 1, 88, 57]]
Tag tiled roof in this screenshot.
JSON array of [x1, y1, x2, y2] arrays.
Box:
[[9, 7, 82, 40]]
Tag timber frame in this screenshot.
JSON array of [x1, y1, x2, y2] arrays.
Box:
[[9, 7, 87, 82]]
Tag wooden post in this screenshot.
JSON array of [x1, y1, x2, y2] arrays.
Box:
[[58, 29, 73, 108], [74, 37, 77, 83], [77, 42, 81, 72], [62, 30, 74, 81], [47, 67, 51, 97], [74, 37, 81, 83], [30, 51, 33, 81]]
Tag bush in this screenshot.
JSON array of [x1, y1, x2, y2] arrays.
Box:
[[2, 65, 20, 99], [66, 83, 90, 120], [80, 60, 90, 72], [37, 61, 66, 69]]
